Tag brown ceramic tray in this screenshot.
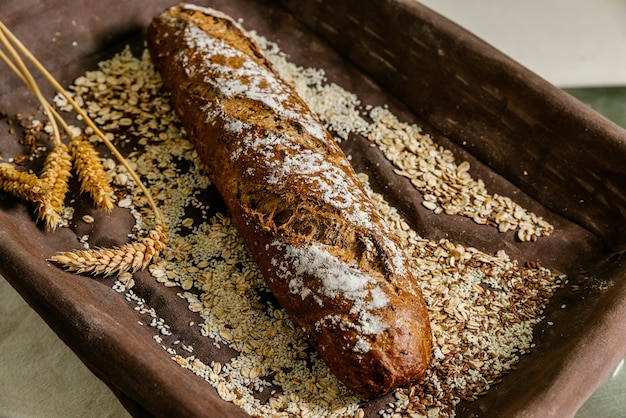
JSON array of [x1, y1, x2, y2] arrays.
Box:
[[1, 0, 625, 417]]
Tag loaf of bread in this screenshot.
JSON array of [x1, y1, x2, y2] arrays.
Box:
[[147, 3, 431, 399]]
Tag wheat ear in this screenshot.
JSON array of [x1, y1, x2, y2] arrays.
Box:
[[1, 20, 168, 273], [69, 136, 115, 212], [0, 21, 164, 227], [50, 224, 168, 276], [36, 143, 72, 230], [0, 162, 50, 202]]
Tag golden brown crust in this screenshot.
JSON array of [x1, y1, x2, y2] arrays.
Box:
[[147, 3, 431, 399]]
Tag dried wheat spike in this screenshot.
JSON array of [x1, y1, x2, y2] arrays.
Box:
[[69, 136, 114, 211], [36, 143, 72, 230], [50, 223, 169, 276], [0, 162, 50, 202]]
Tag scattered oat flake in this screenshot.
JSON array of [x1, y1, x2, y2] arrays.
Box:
[[59, 39, 565, 418]]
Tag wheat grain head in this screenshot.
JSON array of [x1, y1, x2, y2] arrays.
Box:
[[50, 223, 169, 276], [36, 143, 72, 229], [0, 162, 50, 202], [69, 136, 114, 212]]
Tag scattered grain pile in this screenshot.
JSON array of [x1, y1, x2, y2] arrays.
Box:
[[54, 38, 564, 417]]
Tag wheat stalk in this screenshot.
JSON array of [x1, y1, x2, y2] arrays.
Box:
[[0, 20, 164, 228], [69, 136, 115, 211], [1, 20, 169, 274], [0, 25, 62, 147]]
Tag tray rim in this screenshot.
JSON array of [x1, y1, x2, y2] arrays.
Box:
[[1, 0, 625, 417]]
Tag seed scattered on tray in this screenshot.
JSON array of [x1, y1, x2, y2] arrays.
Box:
[[57, 41, 565, 417]]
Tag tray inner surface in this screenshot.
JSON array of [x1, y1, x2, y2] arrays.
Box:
[[1, 0, 625, 417]]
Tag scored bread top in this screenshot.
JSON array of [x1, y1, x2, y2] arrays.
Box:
[[148, 3, 431, 399]]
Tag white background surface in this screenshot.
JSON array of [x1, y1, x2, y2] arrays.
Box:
[[1, 1, 625, 417], [419, 0, 626, 87]]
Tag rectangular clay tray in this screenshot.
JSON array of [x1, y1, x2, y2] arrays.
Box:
[[1, 0, 625, 416]]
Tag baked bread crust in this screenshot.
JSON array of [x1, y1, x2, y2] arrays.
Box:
[[147, 3, 431, 399]]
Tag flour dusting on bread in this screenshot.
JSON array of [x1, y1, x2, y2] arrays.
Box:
[[148, 3, 432, 399]]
